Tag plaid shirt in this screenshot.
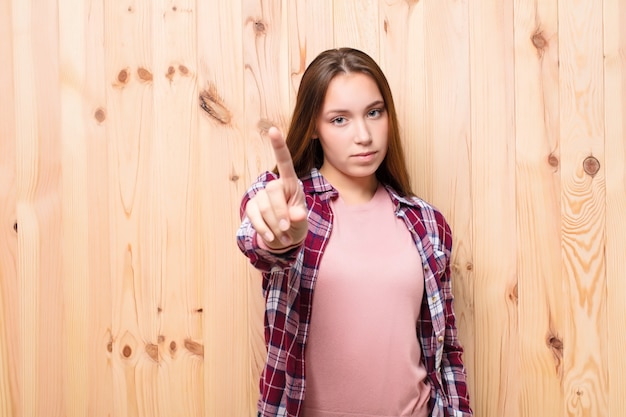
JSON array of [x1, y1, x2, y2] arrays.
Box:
[[237, 169, 472, 417]]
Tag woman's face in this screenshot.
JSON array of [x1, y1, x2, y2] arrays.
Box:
[[315, 72, 389, 191]]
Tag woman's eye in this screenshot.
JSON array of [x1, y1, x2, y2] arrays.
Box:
[[368, 109, 383, 118], [331, 117, 346, 125]]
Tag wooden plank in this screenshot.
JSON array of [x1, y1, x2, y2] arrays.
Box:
[[103, 1, 158, 415], [468, 1, 519, 416], [513, 1, 565, 416], [197, 0, 254, 415], [379, 0, 429, 199], [603, 0, 626, 415], [13, 0, 65, 415], [287, 0, 334, 106], [11, 6, 39, 417], [58, 0, 90, 414], [0, 0, 19, 415], [333, 0, 379, 59], [420, 1, 475, 397], [557, 0, 608, 416], [149, 1, 201, 416], [82, 0, 113, 416]]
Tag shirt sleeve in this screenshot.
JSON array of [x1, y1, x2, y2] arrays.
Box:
[[436, 211, 473, 417], [236, 171, 302, 273]]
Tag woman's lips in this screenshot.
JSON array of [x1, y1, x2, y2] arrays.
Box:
[[352, 151, 377, 161]]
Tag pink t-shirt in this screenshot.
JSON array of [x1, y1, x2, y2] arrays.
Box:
[[301, 185, 431, 417]]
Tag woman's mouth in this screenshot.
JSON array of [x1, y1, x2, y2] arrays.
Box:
[[352, 151, 377, 162]]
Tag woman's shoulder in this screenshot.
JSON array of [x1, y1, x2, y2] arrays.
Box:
[[383, 185, 452, 242], [383, 184, 443, 216]]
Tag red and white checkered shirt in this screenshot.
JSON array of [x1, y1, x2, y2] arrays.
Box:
[[237, 169, 472, 417]]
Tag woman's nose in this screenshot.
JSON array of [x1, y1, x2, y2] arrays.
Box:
[[354, 120, 372, 144]]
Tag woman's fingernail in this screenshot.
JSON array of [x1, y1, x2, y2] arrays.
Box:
[[264, 232, 274, 242], [279, 219, 289, 231], [280, 235, 292, 246]]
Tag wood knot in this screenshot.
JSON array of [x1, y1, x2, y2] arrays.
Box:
[[157, 335, 165, 343], [583, 156, 600, 177], [106, 339, 113, 353], [230, 174, 240, 182], [531, 30, 547, 57], [127, 6, 134, 13], [178, 65, 189, 75], [117, 68, 130, 84], [384, 19, 389, 34], [254, 20, 266, 35], [166, 66, 176, 81], [548, 153, 559, 168], [546, 332, 564, 377], [145, 343, 159, 362], [137, 67, 153, 82], [466, 262, 473, 271], [548, 335, 563, 351], [172, 5, 177, 11], [13, 222, 18, 233], [169, 341, 177, 353], [184, 339, 204, 358], [508, 283, 518, 303], [199, 84, 232, 125], [196, 308, 203, 313], [122, 345, 132, 358], [94, 108, 106, 123]]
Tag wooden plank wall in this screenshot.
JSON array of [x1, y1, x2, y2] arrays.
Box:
[[0, 0, 624, 416]]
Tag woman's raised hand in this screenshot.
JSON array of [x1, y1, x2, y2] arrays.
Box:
[[246, 127, 309, 251]]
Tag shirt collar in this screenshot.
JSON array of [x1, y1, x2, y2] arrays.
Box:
[[300, 168, 338, 201], [383, 183, 419, 208]]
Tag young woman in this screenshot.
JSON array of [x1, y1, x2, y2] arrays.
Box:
[[237, 48, 472, 417]]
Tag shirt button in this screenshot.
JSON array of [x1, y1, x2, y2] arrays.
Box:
[[437, 335, 444, 343], [431, 296, 437, 303], [424, 264, 429, 271]]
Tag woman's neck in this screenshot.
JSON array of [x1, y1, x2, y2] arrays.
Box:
[[320, 170, 379, 205]]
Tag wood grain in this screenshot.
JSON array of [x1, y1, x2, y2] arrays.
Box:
[[514, 1, 565, 416], [334, 0, 379, 58], [469, 1, 519, 416], [420, 1, 475, 392], [0, 0, 18, 415], [558, 1, 608, 416], [150, 1, 202, 416], [13, 0, 65, 416], [603, 0, 626, 416], [12, 3, 41, 416], [104, 1, 157, 415], [288, 0, 334, 106], [81, 0, 114, 415], [2, 1, 625, 416], [379, 0, 429, 198], [198, 0, 255, 415], [59, 0, 90, 414]]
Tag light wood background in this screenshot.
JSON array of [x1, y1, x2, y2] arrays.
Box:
[[0, 0, 625, 416]]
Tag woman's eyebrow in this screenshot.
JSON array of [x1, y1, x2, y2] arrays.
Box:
[[323, 99, 385, 116]]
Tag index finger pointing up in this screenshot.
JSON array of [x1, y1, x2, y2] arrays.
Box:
[[269, 126, 298, 184]]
